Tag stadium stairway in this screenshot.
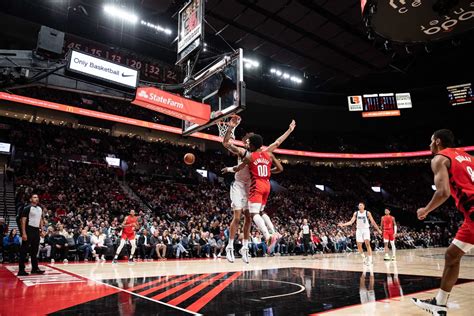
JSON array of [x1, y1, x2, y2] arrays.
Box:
[[119, 181, 152, 214], [0, 173, 17, 231]]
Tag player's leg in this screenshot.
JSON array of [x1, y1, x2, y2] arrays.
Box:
[[242, 209, 251, 250], [364, 238, 373, 264], [262, 211, 276, 235], [412, 221, 473, 315], [383, 231, 390, 260], [250, 204, 270, 240], [113, 238, 127, 263], [129, 236, 137, 263], [226, 208, 241, 263], [356, 229, 366, 262], [390, 233, 396, 260]]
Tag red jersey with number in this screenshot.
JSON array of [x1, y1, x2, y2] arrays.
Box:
[[248, 151, 272, 205], [382, 215, 394, 232], [437, 148, 474, 214], [124, 215, 137, 233]]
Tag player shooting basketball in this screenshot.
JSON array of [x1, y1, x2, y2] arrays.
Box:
[[221, 117, 295, 263], [222, 122, 292, 263]]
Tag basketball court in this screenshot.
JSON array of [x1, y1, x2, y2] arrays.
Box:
[[1, 249, 473, 315], [0, 0, 473, 315]]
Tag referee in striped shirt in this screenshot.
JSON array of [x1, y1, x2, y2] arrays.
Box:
[[18, 194, 45, 276]]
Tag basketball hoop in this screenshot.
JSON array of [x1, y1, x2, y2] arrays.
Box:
[[217, 114, 241, 139]]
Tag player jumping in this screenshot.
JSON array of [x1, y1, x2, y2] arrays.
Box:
[[412, 129, 474, 315], [223, 134, 284, 263], [338, 202, 381, 265], [222, 118, 295, 263], [381, 208, 397, 261], [113, 209, 139, 264]]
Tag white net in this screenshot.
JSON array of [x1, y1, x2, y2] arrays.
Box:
[[217, 114, 241, 139]]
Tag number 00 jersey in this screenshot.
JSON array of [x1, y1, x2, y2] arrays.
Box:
[[437, 148, 474, 214], [248, 151, 272, 205]]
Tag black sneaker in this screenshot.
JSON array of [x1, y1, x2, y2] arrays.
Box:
[[112, 258, 118, 264], [411, 297, 447, 315], [31, 269, 45, 274], [17, 270, 29, 276], [128, 258, 135, 264]]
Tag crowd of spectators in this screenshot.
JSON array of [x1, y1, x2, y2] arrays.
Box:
[[0, 119, 463, 264], [13, 88, 474, 154]]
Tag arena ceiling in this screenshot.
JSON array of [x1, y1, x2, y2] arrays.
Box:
[[0, 0, 472, 94]]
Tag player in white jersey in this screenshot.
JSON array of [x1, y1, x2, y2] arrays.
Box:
[[222, 117, 295, 263], [338, 202, 381, 265]]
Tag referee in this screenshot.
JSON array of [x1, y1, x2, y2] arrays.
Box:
[[301, 218, 313, 256], [18, 194, 45, 276]]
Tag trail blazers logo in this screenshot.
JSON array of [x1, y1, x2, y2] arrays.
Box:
[[348, 95, 363, 111]]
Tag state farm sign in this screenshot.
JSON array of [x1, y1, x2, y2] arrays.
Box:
[[133, 87, 210, 125]]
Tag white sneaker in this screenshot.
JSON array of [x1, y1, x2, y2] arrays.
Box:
[[391, 255, 396, 261], [63, 259, 68, 264], [384, 253, 391, 261], [101, 255, 106, 261], [411, 297, 447, 315], [225, 247, 235, 263], [50, 259, 55, 264], [239, 247, 250, 264]]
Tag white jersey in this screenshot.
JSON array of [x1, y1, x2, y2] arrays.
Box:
[[356, 211, 370, 230], [234, 151, 251, 184]]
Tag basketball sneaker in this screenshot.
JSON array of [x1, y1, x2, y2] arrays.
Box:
[[225, 247, 235, 263], [239, 247, 250, 264], [391, 255, 396, 261], [112, 258, 118, 264], [267, 233, 281, 255], [128, 257, 135, 264], [411, 297, 447, 315], [384, 253, 391, 261]]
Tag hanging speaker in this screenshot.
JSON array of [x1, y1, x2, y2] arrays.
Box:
[[37, 26, 65, 55]]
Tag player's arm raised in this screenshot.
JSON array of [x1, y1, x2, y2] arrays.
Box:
[[266, 120, 296, 153], [367, 211, 382, 234], [269, 152, 284, 174], [338, 212, 356, 227], [222, 116, 245, 156], [417, 155, 451, 220]]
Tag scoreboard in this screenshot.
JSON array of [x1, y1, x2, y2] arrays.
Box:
[[64, 35, 180, 84], [447, 83, 472, 106], [348, 92, 412, 117]]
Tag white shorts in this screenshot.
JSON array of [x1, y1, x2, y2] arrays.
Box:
[[452, 238, 474, 253], [356, 229, 371, 243], [230, 181, 249, 210]]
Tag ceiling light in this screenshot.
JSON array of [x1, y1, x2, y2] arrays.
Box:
[[103, 5, 138, 24], [140, 20, 172, 35], [315, 185, 325, 191], [371, 186, 381, 192]]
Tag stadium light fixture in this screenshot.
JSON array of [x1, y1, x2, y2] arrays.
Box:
[[371, 186, 381, 192], [315, 185, 325, 191], [103, 5, 138, 24], [243, 58, 260, 69], [140, 20, 172, 35]]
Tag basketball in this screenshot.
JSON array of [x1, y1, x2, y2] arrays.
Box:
[[184, 153, 195, 165]]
